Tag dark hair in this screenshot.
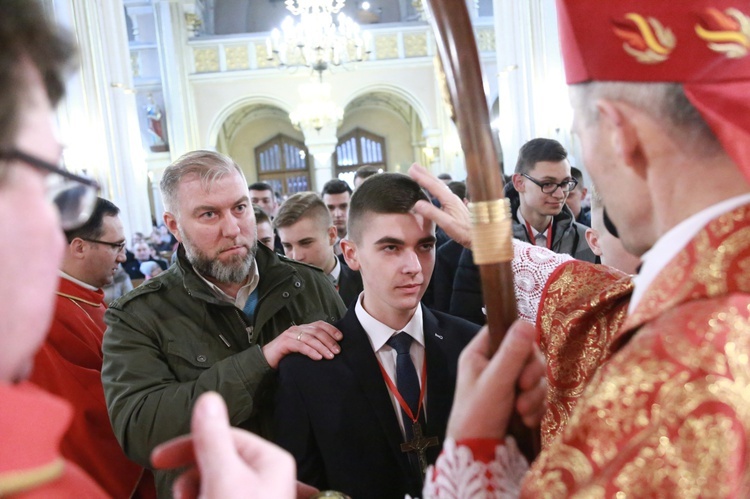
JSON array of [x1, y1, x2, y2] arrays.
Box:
[[437, 173, 452, 181], [0, 1, 76, 153], [253, 204, 270, 225], [353, 165, 381, 182], [321, 178, 352, 196], [447, 181, 467, 200], [570, 166, 585, 188], [514, 138, 568, 174], [248, 182, 273, 193], [64, 197, 119, 243], [348, 173, 429, 242]]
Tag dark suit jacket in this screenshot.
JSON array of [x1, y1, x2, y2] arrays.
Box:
[[431, 239, 464, 314], [337, 256, 363, 308], [274, 304, 479, 499]]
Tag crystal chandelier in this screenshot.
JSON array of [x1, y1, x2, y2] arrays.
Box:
[[289, 79, 344, 132], [266, 0, 372, 74]]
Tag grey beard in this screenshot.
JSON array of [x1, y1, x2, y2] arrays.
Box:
[[185, 241, 257, 284]]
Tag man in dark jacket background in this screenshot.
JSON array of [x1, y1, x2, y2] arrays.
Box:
[[449, 138, 596, 325], [102, 150, 346, 498]]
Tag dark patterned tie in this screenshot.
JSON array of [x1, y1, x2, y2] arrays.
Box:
[[387, 332, 427, 479], [387, 333, 419, 418]]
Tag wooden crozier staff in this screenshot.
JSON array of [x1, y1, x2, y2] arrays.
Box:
[[424, 0, 539, 461]]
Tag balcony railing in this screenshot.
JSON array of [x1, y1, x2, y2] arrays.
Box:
[[187, 20, 496, 76]]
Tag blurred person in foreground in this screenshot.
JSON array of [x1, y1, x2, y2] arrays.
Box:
[[0, 1, 106, 495]]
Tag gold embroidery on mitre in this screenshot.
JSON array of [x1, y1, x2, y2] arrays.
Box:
[[696, 7, 750, 59], [614, 13, 676, 64]]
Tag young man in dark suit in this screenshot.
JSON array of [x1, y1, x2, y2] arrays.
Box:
[[274, 191, 363, 307], [274, 173, 480, 499]]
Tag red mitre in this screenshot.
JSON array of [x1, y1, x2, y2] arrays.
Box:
[[556, 0, 750, 181]]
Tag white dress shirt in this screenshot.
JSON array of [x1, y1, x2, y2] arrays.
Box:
[[355, 293, 426, 437]]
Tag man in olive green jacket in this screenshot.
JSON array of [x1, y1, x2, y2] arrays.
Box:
[[101, 151, 346, 498]]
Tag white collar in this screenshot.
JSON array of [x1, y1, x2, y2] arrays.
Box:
[[354, 292, 424, 352], [60, 270, 98, 291], [328, 254, 341, 285], [630, 192, 750, 313]]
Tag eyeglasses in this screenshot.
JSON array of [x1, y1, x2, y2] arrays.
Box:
[[0, 149, 100, 230], [521, 173, 578, 194], [82, 238, 127, 253]]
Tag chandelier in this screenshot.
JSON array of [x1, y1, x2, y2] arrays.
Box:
[[266, 0, 373, 74], [289, 78, 344, 132]]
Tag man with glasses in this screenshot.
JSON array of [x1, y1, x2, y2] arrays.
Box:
[[0, 1, 109, 495], [450, 138, 595, 325], [28, 197, 153, 497], [509, 138, 594, 259]]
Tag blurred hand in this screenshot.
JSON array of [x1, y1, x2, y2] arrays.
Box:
[[262, 321, 343, 369], [408, 163, 472, 248], [447, 321, 546, 440], [151, 392, 298, 499]]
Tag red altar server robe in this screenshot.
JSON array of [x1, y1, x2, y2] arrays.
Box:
[[0, 382, 106, 497], [29, 277, 152, 498]]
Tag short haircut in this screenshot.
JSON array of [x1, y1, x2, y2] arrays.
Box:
[[321, 178, 352, 196], [253, 204, 270, 225], [437, 173, 452, 181], [514, 138, 568, 175], [569, 81, 721, 158], [160, 150, 245, 214], [447, 181, 467, 200], [348, 173, 430, 242], [570, 167, 585, 188], [248, 182, 273, 193], [274, 191, 332, 230], [64, 197, 119, 244], [353, 165, 381, 182], [0, 1, 76, 176]]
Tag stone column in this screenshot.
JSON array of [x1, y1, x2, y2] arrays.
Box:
[[46, 0, 153, 236], [153, 0, 199, 155], [300, 123, 339, 192], [492, 0, 571, 173]]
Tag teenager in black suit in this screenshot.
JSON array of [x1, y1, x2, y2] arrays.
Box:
[[275, 191, 363, 307], [274, 174, 479, 499]]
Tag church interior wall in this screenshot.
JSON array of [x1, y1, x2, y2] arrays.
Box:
[[339, 105, 415, 173], [227, 113, 305, 180]]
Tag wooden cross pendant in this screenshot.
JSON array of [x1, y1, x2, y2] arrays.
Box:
[[400, 422, 439, 474]]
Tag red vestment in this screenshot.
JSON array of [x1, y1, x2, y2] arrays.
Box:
[[29, 277, 153, 498], [426, 204, 750, 497], [0, 382, 106, 497]]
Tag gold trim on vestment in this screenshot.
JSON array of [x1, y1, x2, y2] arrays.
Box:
[[0, 457, 64, 495], [56, 291, 102, 308]]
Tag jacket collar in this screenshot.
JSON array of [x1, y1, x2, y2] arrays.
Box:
[[175, 243, 297, 305]]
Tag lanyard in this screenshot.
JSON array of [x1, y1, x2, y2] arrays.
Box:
[[377, 356, 427, 423], [525, 220, 553, 249]]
